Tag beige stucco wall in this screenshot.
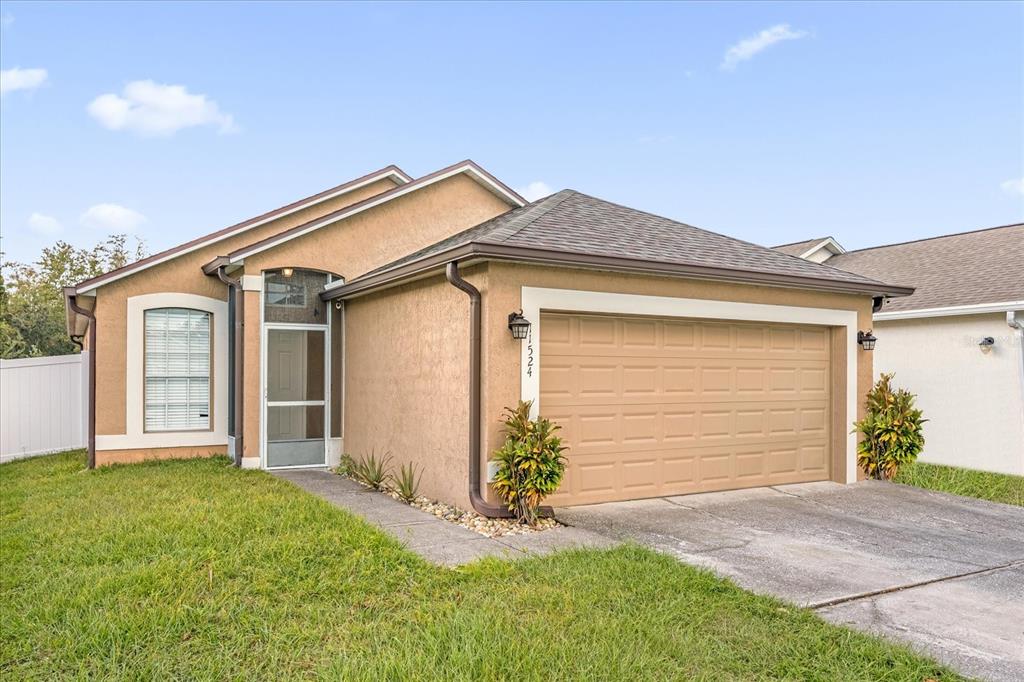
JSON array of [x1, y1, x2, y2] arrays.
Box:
[[243, 174, 511, 279], [343, 271, 477, 509], [341, 261, 873, 511], [90, 177, 399, 442], [96, 445, 225, 466]]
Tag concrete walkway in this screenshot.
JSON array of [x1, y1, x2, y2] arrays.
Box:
[[272, 468, 615, 566], [556, 480, 1024, 682]]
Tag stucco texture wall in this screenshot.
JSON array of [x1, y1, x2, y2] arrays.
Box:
[[343, 271, 476, 509], [874, 313, 1024, 475], [91, 176, 400, 442], [243, 174, 511, 279]]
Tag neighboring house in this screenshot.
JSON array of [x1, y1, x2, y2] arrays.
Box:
[[64, 159, 911, 514], [774, 226, 1024, 476]]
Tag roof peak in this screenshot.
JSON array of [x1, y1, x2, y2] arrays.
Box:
[[771, 236, 834, 249]]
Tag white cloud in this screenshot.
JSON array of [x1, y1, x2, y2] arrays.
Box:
[[80, 204, 147, 232], [1000, 178, 1024, 196], [28, 213, 62, 235], [1, 67, 48, 95], [721, 24, 809, 71], [516, 181, 553, 202], [87, 80, 237, 136]]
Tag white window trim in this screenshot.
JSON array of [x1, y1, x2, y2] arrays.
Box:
[[519, 286, 860, 484], [97, 293, 228, 451]]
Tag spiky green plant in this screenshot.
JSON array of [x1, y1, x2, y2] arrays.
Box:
[[490, 400, 567, 526], [350, 450, 393, 491], [391, 463, 422, 504], [853, 373, 926, 480]]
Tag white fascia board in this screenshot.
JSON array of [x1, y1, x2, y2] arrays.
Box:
[[228, 164, 525, 264], [874, 300, 1024, 321], [77, 168, 410, 294], [798, 237, 846, 260]]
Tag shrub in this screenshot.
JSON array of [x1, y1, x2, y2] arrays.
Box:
[[853, 373, 926, 480], [490, 400, 567, 526], [337, 453, 356, 477], [391, 463, 422, 504], [350, 450, 392, 490]]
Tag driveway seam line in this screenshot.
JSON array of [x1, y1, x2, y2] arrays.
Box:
[[809, 559, 1024, 610]]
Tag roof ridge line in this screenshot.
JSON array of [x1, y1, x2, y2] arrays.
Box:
[[838, 222, 1024, 255], [483, 190, 577, 243]]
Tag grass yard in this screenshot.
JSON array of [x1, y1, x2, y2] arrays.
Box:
[[895, 461, 1024, 507], [1, 452, 961, 680]]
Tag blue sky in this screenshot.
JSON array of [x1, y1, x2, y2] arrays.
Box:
[[1, 1, 1021, 264]]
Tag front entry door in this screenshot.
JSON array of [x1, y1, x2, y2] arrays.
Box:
[[265, 326, 327, 467]]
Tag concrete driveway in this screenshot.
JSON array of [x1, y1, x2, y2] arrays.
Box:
[[556, 480, 1024, 681]]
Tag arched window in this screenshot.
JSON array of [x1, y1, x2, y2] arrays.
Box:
[[263, 269, 330, 324], [144, 308, 211, 431]]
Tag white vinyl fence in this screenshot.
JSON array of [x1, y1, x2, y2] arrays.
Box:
[[1, 353, 89, 463]]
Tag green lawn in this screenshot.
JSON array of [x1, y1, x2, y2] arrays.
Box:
[[895, 461, 1024, 507], [1, 452, 960, 680]]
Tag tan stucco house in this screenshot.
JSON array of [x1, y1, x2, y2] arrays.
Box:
[[64, 159, 912, 514]]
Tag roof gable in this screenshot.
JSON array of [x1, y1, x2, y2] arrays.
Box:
[[772, 236, 846, 260], [74, 165, 411, 293]]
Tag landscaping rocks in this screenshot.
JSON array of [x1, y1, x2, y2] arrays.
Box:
[[339, 471, 561, 538]]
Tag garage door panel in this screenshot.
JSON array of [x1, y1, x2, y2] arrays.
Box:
[[542, 357, 828, 405], [545, 313, 829, 359], [551, 402, 828, 454], [541, 312, 832, 505]]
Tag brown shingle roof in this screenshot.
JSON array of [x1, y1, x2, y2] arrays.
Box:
[[339, 190, 910, 299], [824, 223, 1024, 312]]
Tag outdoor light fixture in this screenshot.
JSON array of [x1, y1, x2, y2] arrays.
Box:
[[857, 330, 877, 351], [979, 337, 995, 354], [508, 310, 531, 340], [281, 267, 294, 278]]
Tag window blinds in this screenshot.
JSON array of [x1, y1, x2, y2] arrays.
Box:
[[144, 308, 211, 431]]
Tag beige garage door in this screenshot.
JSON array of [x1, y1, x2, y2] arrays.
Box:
[[540, 312, 831, 506]]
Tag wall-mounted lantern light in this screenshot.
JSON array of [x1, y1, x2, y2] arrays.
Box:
[[857, 330, 877, 351], [281, 267, 294, 278], [508, 310, 531, 340], [979, 337, 995, 354]]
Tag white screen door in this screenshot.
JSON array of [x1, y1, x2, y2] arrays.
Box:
[[265, 326, 327, 467]]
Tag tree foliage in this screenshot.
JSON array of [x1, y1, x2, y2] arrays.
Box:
[[1, 235, 146, 358]]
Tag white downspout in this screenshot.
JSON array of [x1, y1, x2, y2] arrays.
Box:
[[1008, 311, 1024, 471]]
